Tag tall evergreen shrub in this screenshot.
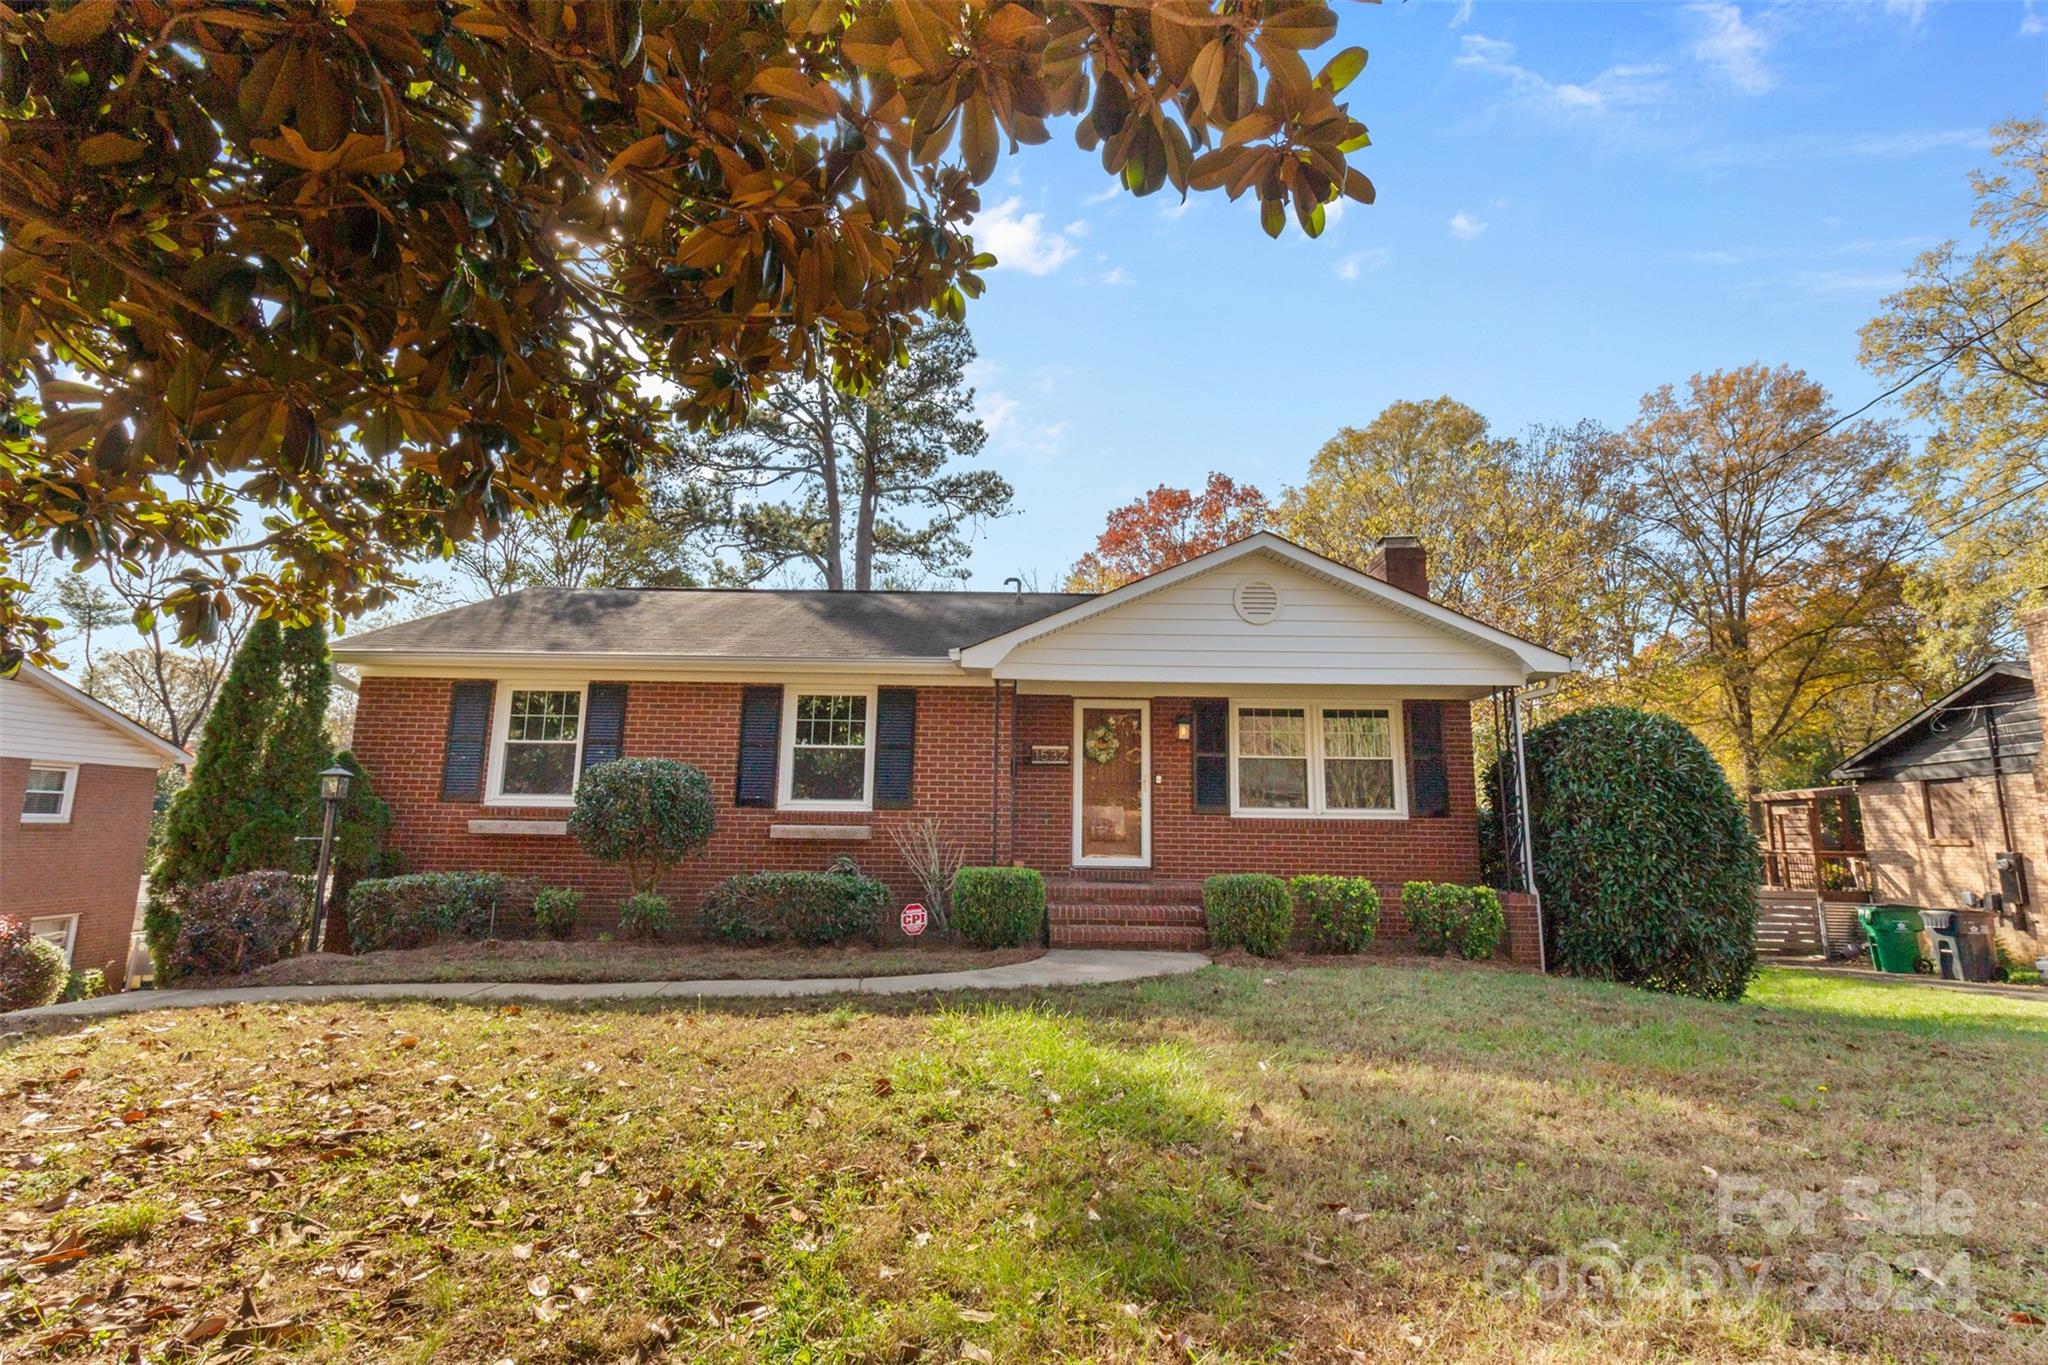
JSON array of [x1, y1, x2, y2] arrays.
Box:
[[1497, 705, 1761, 1001], [227, 623, 332, 874]]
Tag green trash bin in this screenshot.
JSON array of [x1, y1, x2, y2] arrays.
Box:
[[1858, 905, 1924, 974]]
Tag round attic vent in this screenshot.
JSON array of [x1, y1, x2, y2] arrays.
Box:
[[1233, 578, 1281, 624]]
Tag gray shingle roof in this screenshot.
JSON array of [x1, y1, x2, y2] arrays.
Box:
[[333, 588, 1096, 662]]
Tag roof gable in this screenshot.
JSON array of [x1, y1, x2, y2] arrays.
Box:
[[1, 664, 190, 767], [956, 534, 1571, 686], [1832, 662, 2038, 782]]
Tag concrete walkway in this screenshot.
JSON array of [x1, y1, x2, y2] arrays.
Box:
[[6, 949, 1211, 1023]]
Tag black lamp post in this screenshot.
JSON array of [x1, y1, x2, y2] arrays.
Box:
[[306, 765, 354, 954]]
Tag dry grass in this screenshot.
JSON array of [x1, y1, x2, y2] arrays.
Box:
[[1, 963, 2043, 1362], [206, 940, 1045, 988]]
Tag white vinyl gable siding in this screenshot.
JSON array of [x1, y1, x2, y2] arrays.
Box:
[[989, 558, 1529, 688], [0, 675, 174, 768]]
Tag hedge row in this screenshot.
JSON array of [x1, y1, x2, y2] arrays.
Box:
[[1200, 874, 1503, 960], [700, 871, 887, 946]]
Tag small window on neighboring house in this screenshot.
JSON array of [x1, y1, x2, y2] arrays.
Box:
[[30, 915, 77, 966], [783, 692, 873, 807], [493, 687, 585, 801], [21, 765, 74, 823], [1923, 779, 1973, 844]]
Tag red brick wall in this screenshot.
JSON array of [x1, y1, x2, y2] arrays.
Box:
[[1009, 693, 1481, 886], [355, 678, 1491, 939], [351, 678, 1006, 935], [0, 757, 155, 989]]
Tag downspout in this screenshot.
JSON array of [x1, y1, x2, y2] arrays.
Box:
[[1009, 682, 1020, 866], [1986, 707, 2017, 855], [1511, 686, 1546, 974], [990, 678, 1001, 864]]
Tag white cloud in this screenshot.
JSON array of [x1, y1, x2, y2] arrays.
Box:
[[1334, 247, 1392, 282], [1883, 0, 1930, 26], [2024, 0, 2047, 35], [1454, 33, 1666, 116], [973, 199, 1082, 275], [1686, 2, 1775, 94], [1687, 126, 1986, 169], [1081, 183, 1124, 206], [1449, 210, 1488, 240], [1099, 266, 1132, 286], [1448, 0, 1474, 26]]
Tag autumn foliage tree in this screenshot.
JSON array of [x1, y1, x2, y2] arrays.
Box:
[[0, 0, 1375, 667], [1861, 116, 2048, 677], [1066, 473, 1270, 590], [1616, 365, 1920, 798]]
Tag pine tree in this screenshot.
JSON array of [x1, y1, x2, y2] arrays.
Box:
[[146, 617, 284, 970], [226, 623, 333, 874]]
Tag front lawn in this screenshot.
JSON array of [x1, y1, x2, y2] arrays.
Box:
[[2, 963, 2042, 1361], [201, 940, 1046, 988]]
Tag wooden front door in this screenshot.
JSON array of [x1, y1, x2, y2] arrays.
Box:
[[1072, 701, 1150, 867]]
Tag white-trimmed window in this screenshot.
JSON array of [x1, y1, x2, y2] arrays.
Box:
[[488, 685, 586, 805], [21, 764, 76, 823], [1231, 703, 1403, 817], [780, 690, 875, 809], [30, 915, 78, 965]]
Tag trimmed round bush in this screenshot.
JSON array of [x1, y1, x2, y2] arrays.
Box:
[[1291, 876, 1380, 953], [569, 759, 715, 897], [1401, 882, 1503, 960], [1203, 874, 1291, 957], [533, 886, 584, 940], [1500, 705, 1760, 1000], [0, 916, 68, 1011], [949, 867, 1045, 948], [619, 892, 674, 941], [167, 871, 310, 981]]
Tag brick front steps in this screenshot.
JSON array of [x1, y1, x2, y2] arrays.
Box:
[[1046, 875, 1208, 950]]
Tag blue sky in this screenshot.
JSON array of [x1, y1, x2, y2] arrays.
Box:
[[953, 0, 2048, 588]]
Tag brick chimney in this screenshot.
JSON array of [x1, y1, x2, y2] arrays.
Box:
[[1366, 535, 1428, 598]]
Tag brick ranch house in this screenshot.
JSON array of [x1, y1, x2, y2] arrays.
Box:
[[337, 534, 1570, 961], [1, 663, 190, 990]]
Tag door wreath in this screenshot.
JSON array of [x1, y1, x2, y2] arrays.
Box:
[[1082, 721, 1123, 765]]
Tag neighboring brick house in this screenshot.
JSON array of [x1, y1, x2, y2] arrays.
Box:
[[1, 663, 190, 989], [1832, 607, 2048, 965], [337, 534, 1570, 961]]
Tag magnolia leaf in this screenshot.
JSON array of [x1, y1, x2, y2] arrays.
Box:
[[78, 132, 145, 166], [1316, 45, 1368, 92]]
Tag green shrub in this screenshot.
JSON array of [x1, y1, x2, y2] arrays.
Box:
[[569, 759, 716, 896], [1402, 882, 1504, 960], [1203, 874, 1292, 956], [1291, 876, 1380, 953], [533, 886, 584, 940], [1489, 705, 1760, 1000], [0, 917, 68, 1011], [949, 867, 1046, 948], [346, 872, 533, 951], [167, 871, 310, 980], [699, 871, 886, 946], [59, 967, 107, 1003], [618, 892, 673, 941]]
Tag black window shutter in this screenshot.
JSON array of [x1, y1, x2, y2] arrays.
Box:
[[1407, 701, 1449, 818], [439, 681, 495, 802], [1192, 698, 1230, 813], [874, 687, 917, 809], [736, 685, 783, 807], [581, 683, 629, 773]]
